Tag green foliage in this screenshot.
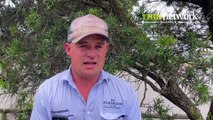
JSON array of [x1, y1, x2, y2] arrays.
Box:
[[207, 111, 213, 120], [186, 32, 210, 51], [2, 112, 7, 120], [5, 38, 27, 64], [9, 25, 19, 35], [0, 60, 5, 70], [144, 98, 175, 120], [6, 39, 22, 57], [153, 98, 174, 120], [195, 84, 212, 103], [43, 0, 60, 10], [88, 8, 100, 16], [143, 117, 153, 120], [0, 79, 8, 90], [153, 36, 178, 73], [156, 36, 176, 48], [24, 8, 41, 30], [190, 105, 203, 120], [17, 91, 33, 120]]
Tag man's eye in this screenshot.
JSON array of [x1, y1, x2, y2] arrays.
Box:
[[96, 45, 102, 48], [79, 45, 87, 48]]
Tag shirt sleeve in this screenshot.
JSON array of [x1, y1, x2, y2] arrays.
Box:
[[30, 87, 49, 120], [126, 87, 142, 120]]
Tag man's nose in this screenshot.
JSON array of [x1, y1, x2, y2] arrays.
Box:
[[86, 48, 96, 59]]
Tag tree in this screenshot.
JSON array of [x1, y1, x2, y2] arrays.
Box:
[[160, 0, 213, 119], [0, 0, 213, 120], [164, 0, 213, 43]]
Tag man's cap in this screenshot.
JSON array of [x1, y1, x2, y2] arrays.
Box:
[[67, 14, 109, 43]]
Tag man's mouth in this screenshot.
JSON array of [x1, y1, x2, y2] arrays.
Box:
[[83, 61, 97, 65]]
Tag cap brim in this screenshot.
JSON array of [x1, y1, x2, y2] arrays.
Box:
[[72, 30, 108, 43]]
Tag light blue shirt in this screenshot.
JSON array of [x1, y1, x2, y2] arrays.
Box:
[[30, 67, 141, 120]]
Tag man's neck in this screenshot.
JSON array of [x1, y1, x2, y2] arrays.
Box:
[[74, 77, 98, 87], [73, 77, 99, 102], [70, 69, 101, 102]]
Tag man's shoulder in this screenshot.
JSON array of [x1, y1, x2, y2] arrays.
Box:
[[39, 69, 69, 88], [103, 71, 136, 100], [104, 71, 133, 89]]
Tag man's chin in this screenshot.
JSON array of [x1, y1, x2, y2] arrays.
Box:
[[83, 71, 101, 78]]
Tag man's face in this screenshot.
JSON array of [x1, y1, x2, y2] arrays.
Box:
[[65, 35, 109, 79]]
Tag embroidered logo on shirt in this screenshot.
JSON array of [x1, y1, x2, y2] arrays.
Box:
[[103, 99, 123, 109]]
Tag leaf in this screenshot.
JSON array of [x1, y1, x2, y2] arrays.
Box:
[[0, 79, 8, 90], [24, 8, 41, 30], [0, 60, 5, 69]]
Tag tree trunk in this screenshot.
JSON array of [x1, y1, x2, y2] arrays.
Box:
[[163, 0, 213, 119], [161, 80, 204, 120], [207, 100, 213, 120], [127, 66, 204, 120], [187, 0, 213, 118]]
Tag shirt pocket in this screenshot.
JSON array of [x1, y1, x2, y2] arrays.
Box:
[[100, 112, 126, 120]]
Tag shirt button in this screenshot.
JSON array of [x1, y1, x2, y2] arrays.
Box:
[[87, 110, 91, 114]]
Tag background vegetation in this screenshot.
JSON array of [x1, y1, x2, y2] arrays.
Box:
[[0, 0, 213, 120]]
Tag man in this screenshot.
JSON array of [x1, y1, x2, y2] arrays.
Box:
[[30, 14, 141, 120]]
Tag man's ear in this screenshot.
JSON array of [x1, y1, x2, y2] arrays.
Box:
[[64, 43, 72, 57], [106, 42, 110, 52]]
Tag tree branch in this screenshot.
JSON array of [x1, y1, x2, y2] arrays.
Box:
[[125, 68, 161, 93], [132, 63, 166, 89], [162, 0, 202, 6], [79, 0, 107, 10], [140, 80, 147, 107]]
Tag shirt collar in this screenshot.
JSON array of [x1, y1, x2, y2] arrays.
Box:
[[62, 65, 110, 88], [98, 70, 110, 83], [60, 66, 76, 89]]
